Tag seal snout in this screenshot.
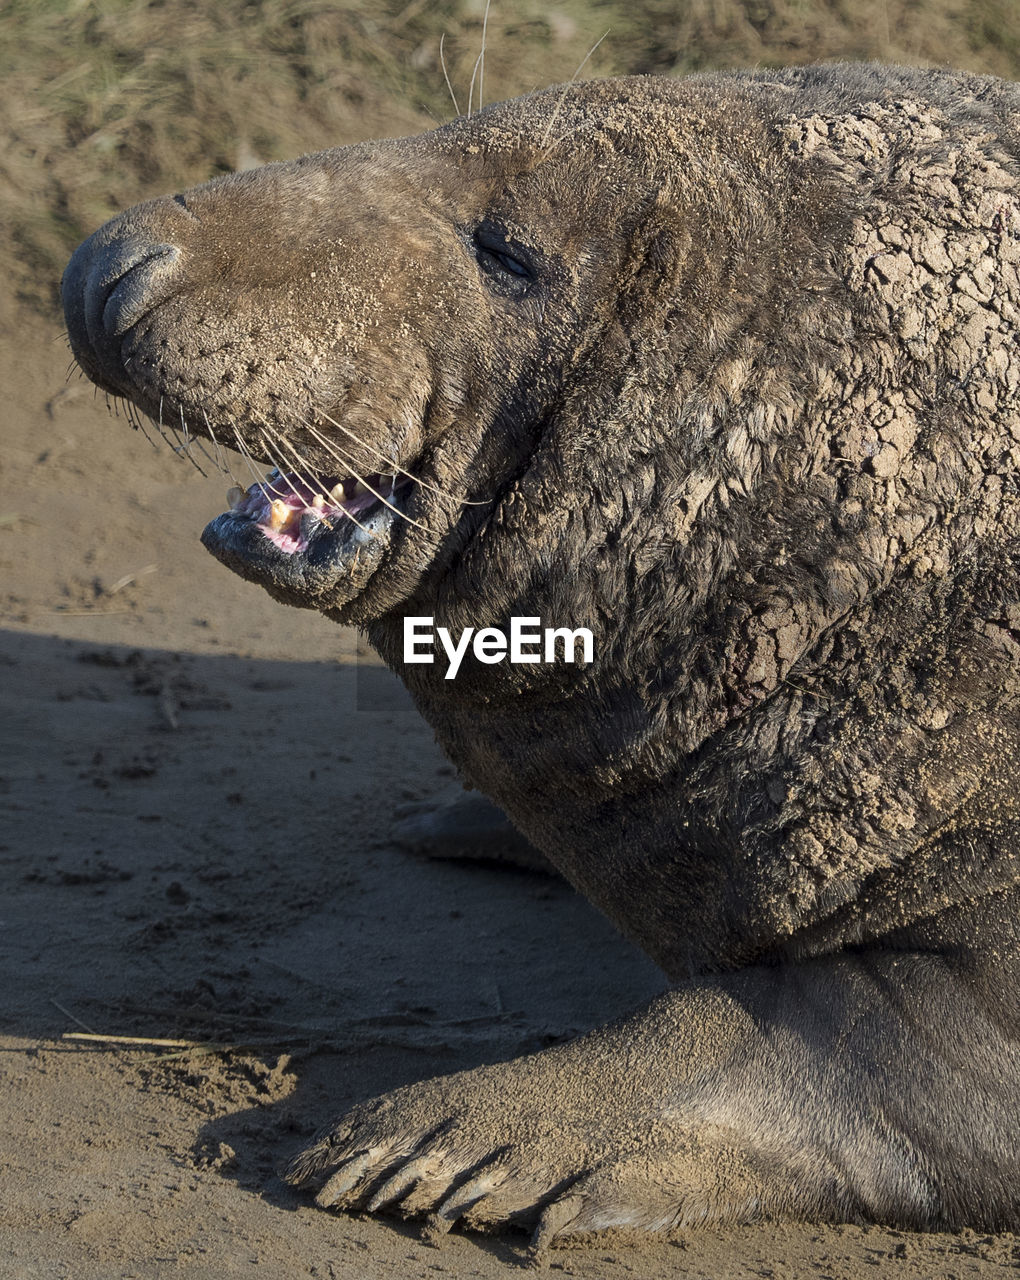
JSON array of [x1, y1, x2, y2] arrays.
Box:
[[62, 215, 185, 396]]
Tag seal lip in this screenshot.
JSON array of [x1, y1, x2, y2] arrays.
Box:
[[201, 494, 398, 602], [199, 467, 416, 607]]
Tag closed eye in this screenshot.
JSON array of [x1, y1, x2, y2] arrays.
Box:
[[472, 225, 537, 296], [488, 248, 529, 276]]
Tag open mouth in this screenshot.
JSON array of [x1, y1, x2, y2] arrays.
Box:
[[225, 468, 413, 555], [199, 458, 421, 612]]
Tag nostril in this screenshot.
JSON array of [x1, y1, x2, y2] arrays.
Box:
[[62, 217, 187, 396], [65, 236, 183, 356], [100, 244, 181, 337], [87, 242, 182, 340]]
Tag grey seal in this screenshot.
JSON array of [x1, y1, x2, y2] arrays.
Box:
[[63, 62, 1020, 1244]]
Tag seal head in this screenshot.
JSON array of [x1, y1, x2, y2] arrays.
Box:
[[62, 76, 843, 634], [61, 89, 646, 621]]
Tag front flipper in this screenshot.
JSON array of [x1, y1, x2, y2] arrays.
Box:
[[281, 1012, 797, 1247], [282, 952, 1020, 1246]]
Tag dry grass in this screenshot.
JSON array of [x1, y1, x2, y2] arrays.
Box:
[[4, 0, 1020, 319], [607, 0, 1020, 77]]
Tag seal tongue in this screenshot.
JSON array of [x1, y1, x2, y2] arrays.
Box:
[[227, 469, 400, 554]]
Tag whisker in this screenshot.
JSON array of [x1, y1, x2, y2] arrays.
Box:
[[467, 50, 482, 117], [159, 404, 209, 477], [259, 424, 327, 504], [478, 0, 491, 112], [298, 419, 418, 517], [302, 410, 403, 474], [121, 390, 202, 471], [181, 403, 219, 470], [540, 30, 611, 152], [298, 414, 419, 508], [276, 420, 428, 533], [255, 422, 340, 528], [229, 424, 274, 501], [258, 425, 383, 543], [439, 33, 460, 117], [123, 400, 161, 452], [202, 409, 241, 484], [306, 410, 487, 510], [176, 406, 202, 468], [133, 412, 164, 457], [299, 417, 388, 479], [149, 394, 188, 458]]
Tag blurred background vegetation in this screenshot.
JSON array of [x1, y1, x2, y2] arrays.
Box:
[[4, 0, 1020, 318]]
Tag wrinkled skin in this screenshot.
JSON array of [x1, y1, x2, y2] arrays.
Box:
[[63, 64, 1020, 1245]]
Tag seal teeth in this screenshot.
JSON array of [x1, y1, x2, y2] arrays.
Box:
[[269, 499, 291, 531], [226, 486, 244, 510], [350, 480, 370, 498], [329, 481, 347, 503], [311, 494, 328, 511]]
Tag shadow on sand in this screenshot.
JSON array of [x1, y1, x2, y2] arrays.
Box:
[[1, 626, 665, 1261]]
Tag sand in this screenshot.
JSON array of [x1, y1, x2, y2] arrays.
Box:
[[2, 315, 1018, 1278]]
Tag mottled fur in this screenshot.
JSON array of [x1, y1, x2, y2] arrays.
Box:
[[63, 64, 1020, 1240]]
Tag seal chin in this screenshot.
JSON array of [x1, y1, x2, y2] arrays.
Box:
[[200, 468, 409, 612]]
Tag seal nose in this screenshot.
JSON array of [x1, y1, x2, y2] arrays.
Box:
[[62, 221, 183, 394]]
